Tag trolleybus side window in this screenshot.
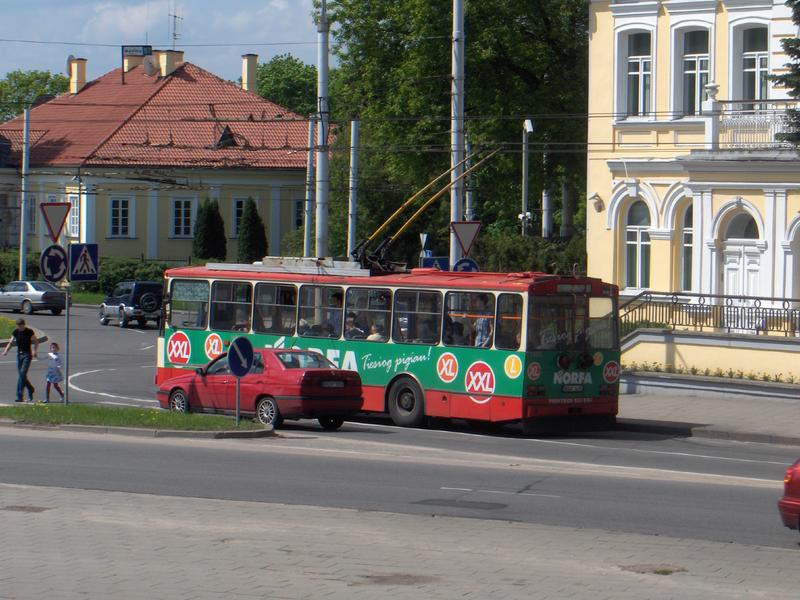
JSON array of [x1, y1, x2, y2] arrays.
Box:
[[345, 287, 391, 341], [169, 279, 210, 329], [253, 283, 297, 335], [444, 291, 495, 348], [298, 285, 344, 338], [393, 289, 442, 344], [210, 281, 253, 332], [495, 293, 523, 350]]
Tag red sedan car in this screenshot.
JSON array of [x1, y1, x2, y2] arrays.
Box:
[[156, 348, 362, 430], [778, 459, 800, 532]]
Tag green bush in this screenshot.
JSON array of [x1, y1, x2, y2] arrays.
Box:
[[71, 256, 170, 295], [0, 251, 40, 285]]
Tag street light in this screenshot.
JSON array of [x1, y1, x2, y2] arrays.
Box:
[[521, 119, 534, 237]]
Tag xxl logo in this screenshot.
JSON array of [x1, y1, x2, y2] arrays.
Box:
[[167, 331, 191, 365], [553, 371, 593, 385], [205, 333, 223, 360], [437, 352, 458, 383], [603, 361, 620, 383], [465, 361, 495, 404]]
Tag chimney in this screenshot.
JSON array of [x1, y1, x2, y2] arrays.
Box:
[[157, 50, 184, 77], [70, 58, 87, 94], [242, 53, 258, 92], [124, 55, 144, 72]]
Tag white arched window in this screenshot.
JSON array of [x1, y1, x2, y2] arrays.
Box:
[[681, 30, 709, 116], [681, 206, 693, 291], [626, 201, 651, 288], [623, 31, 652, 117], [725, 213, 759, 240]]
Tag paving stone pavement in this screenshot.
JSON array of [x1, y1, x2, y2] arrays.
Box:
[[0, 482, 797, 599]]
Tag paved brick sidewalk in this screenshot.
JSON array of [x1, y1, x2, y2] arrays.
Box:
[[0, 482, 796, 599]]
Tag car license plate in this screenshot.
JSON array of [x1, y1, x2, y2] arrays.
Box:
[[561, 384, 584, 392], [321, 380, 344, 388]]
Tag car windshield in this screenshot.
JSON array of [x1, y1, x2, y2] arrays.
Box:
[[276, 351, 336, 369], [31, 281, 60, 292]]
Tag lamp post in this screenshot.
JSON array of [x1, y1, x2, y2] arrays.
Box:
[[521, 119, 534, 236]]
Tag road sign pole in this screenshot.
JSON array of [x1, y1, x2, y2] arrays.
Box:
[[64, 285, 70, 404], [235, 378, 240, 426]]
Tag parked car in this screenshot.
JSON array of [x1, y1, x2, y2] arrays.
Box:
[[0, 280, 67, 315], [778, 458, 800, 533], [156, 348, 363, 429], [99, 280, 163, 328]]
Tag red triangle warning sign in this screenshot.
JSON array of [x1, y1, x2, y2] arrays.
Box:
[[40, 202, 71, 243], [451, 221, 481, 256]]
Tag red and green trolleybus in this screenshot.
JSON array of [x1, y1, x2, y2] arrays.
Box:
[[156, 257, 620, 429]]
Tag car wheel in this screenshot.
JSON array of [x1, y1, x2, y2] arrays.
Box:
[[168, 388, 189, 413], [387, 377, 426, 427], [50, 308, 62, 316], [256, 397, 283, 427], [318, 416, 345, 431], [21, 300, 33, 315], [99, 308, 109, 326], [118, 308, 129, 328]]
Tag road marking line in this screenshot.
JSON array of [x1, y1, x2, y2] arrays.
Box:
[[140, 345, 155, 351], [440, 486, 562, 499], [69, 369, 157, 404], [440, 487, 472, 492]]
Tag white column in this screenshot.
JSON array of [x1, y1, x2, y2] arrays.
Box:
[[699, 189, 714, 295], [270, 186, 281, 255], [770, 188, 787, 300], [82, 179, 96, 244], [147, 188, 158, 259], [691, 188, 702, 293]]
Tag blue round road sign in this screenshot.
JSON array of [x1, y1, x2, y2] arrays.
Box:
[[453, 257, 480, 272], [228, 336, 255, 378], [40, 244, 68, 283]]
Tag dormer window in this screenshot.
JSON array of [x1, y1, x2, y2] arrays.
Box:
[[682, 30, 709, 116], [626, 32, 652, 117], [215, 125, 237, 149]]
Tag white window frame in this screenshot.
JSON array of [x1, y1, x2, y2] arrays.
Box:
[[231, 197, 248, 238], [681, 204, 693, 292], [109, 196, 135, 238], [170, 197, 197, 238], [729, 17, 771, 103], [671, 26, 712, 117], [681, 30, 710, 116], [624, 201, 651, 290], [615, 28, 655, 119], [26, 195, 36, 234], [67, 194, 80, 238], [738, 25, 769, 103]]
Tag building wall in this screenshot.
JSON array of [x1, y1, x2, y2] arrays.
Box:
[[587, 0, 800, 302]]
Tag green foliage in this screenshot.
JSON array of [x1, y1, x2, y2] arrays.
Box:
[[0, 69, 69, 122], [471, 227, 586, 273], [67, 256, 169, 295], [322, 0, 589, 264], [0, 251, 39, 284], [255, 54, 318, 116], [237, 198, 268, 263], [192, 199, 227, 261], [0, 316, 15, 338]]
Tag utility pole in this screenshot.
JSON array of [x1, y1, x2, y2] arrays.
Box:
[[449, 0, 465, 268], [314, 0, 330, 258], [465, 137, 474, 220], [303, 114, 315, 257], [520, 119, 533, 237], [542, 152, 552, 238], [19, 108, 30, 279], [347, 120, 359, 261]]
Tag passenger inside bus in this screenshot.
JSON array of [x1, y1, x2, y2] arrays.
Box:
[[366, 323, 386, 342], [344, 312, 366, 339]]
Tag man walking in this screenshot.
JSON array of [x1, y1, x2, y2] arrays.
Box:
[[2, 318, 38, 402]]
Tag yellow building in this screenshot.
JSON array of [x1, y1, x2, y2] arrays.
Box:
[[588, 0, 799, 300], [0, 50, 309, 261]]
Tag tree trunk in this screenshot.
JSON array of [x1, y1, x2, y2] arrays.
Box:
[[560, 177, 575, 239]]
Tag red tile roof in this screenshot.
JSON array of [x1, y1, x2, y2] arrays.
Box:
[[0, 62, 309, 171]]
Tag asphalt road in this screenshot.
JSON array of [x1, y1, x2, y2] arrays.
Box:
[[1, 305, 797, 551]]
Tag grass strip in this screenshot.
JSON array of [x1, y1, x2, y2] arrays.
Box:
[[68, 290, 105, 305], [0, 316, 14, 339], [0, 404, 263, 431]]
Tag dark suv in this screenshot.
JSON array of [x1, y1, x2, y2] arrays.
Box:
[[99, 281, 163, 328]]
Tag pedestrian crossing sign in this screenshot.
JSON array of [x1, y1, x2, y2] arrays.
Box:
[[69, 243, 99, 282]]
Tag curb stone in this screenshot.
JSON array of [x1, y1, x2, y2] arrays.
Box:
[[616, 418, 800, 446], [0, 419, 274, 439]]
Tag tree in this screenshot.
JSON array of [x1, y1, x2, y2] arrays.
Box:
[[237, 198, 268, 263], [255, 54, 318, 116], [324, 0, 590, 270], [773, 0, 800, 143], [192, 199, 227, 261], [0, 70, 69, 122]]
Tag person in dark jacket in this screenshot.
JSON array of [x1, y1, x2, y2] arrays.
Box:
[[2, 318, 38, 402]]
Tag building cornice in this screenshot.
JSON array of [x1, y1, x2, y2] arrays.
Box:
[[662, 0, 718, 15], [610, 0, 660, 18], [606, 159, 687, 176]]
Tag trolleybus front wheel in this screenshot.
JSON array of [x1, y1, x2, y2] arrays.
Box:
[[387, 378, 425, 427]]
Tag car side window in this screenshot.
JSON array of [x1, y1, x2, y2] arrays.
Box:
[[111, 284, 126, 298], [206, 357, 231, 376]]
